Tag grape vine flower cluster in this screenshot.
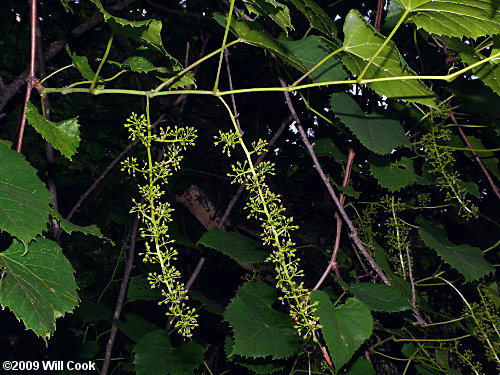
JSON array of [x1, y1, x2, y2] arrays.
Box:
[[122, 112, 198, 337], [216, 128, 320, 339]]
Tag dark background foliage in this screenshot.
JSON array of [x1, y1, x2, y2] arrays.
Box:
[[0, 0, 498, 374]]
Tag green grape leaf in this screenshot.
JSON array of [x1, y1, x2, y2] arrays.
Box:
[[244, 0, 293, 32], [90, 0, 171, 58], [213, 13, 305, 71], [116, 313, 157, 343], [313, 137, 347, 162], [25, 101, 81, 160], [0, 142, 51, 248], [110, 55, 196, 89], [198, 227, 268, 263], [330, 93, 410, 154], [341, 10, 436, 106], [65, 46, 99, 81], [370, 156, 418, 191], [127, 276, 163, 302], [444, 37, 500, 95], [281, 36, 347, 82], [346, 357, 376, 375], [133, 329, 204, 375], [418, 219, 494, 282], [53, 210, 104, 238], [189, 290, 225, 315], [287, 0, 337, 36], [311, 291, 373, 370], [0, 238, 79, 340], [224, 282, 299, 359], [348, 283, 412, 312], [396, 0, 500, 38], [225, 337, 286, 374]]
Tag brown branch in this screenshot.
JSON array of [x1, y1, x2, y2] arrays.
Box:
[[36, 18, 61, 238], [15, 0, 38, 152], [313, 149, 355, 290], [100, 210, 141, 375], [374, 0, 385, 31], [278, 76, 390, 285], [450, 112, 500, 201], [0, 0, 137, 114], [224, 49, 243, 134]]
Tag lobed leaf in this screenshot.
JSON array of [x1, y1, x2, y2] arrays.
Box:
[[341, 10, 436, 106], [348, 283, 412, 312], [213, 13, 305, 71], [0, 238, 79, 340], [311, 291, 373, 370], [444, 37, 500, 95], [418, 218, 494, 282], [244, 0, 293, 32], [65, 46, 99, 81], [0, 142, 52, 248], [25, 101, 81, 160], [198, 227, 268, 263], [133, 329, 204, 375], [281, 36, 347, 82], [224, 282, 299, 359], [330, 92, 410, 154], [287, 0, 337, 36], [370, 156, 418, 191], [397, 0, 500, 38], [90, 0, 172, 58]]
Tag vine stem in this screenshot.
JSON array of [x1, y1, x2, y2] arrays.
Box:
[[213, 0, 236, 92], [153, 39, 240, 92], [292, 46, 344, 87], [89, 32, 114, 92], [15, 0, 37, 152], [313, 149, 355, 290], [43, 50, 500, 98], [278, 76, 390, 285]]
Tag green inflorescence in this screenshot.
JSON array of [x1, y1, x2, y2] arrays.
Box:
[[420, 125, 478, 218], [216, 128, 320, 340], [121, 112, 198, 337]]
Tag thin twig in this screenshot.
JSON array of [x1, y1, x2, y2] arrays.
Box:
[[15, 0, 37, 152], [450, 111, 500, 201], [406, 245, 416, 308], [313, 149, 355, 290], [224, 49, 243, 134], [36, 18, 61, 238], [0, 0, 137, 115], [100, 210, 141, 375], [374, 0, 385, 31], [406, 245, 426, 325], [278, 76, 390, 285]]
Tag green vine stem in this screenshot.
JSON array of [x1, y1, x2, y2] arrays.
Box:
[[90, 31, 114, 92], [43, 51, 500, 98]]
